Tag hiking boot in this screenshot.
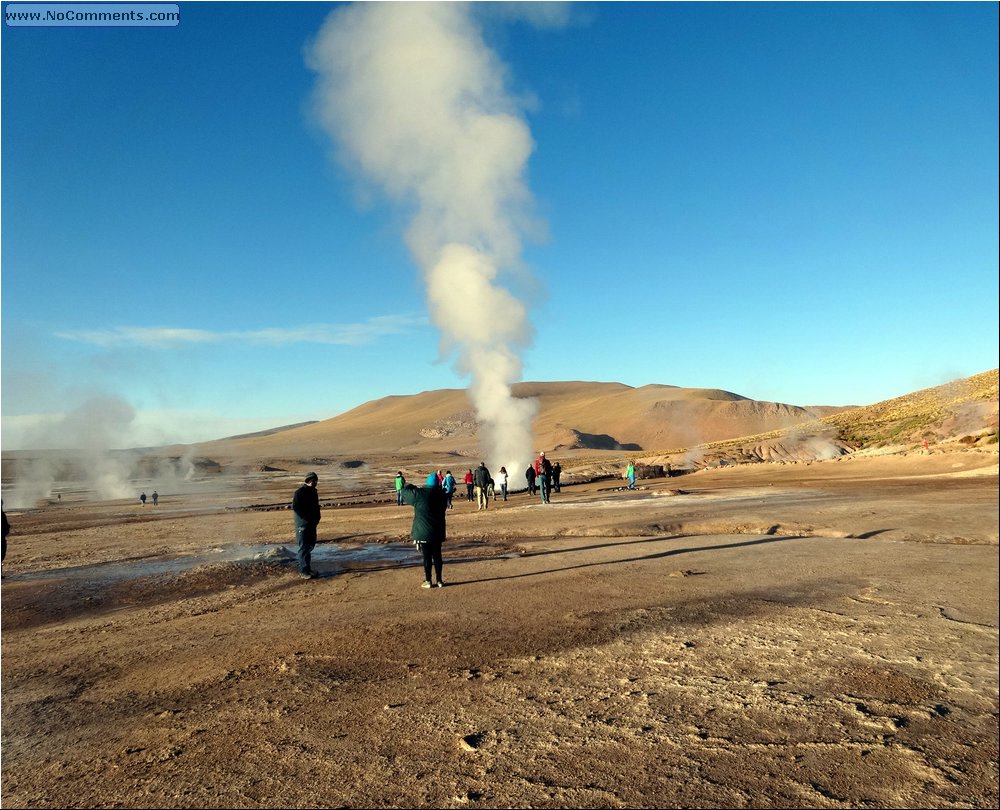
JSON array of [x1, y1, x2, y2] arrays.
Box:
[[421, 581, 432, 589]]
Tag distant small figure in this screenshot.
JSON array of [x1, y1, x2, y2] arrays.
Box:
[[2, 503, 10, 564], [626, 461, 636, 490], [401, 473, 448, 588], [151, 491, 159, 506], [497, 467, 509, 501], [464, 469, 474, 501], [442, 470, 456, 510], [552, 462, 562, 493], [474, 462, 492, 510], [139, 492, 147, 506], [292, 472, 322, 579], [394, 471, 406, 506], [525, 464, 536, 496]]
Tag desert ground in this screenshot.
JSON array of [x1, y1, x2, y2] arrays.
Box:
[[1, 446, 997, 809]]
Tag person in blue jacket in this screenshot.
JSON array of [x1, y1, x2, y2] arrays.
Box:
[[442, 470, 457, 509]]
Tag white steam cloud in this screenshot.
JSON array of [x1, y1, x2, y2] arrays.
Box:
[[2, 395, 205, 508], [307, 2, 541, 473]]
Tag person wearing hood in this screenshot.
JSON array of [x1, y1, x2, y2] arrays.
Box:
[[401, 472, 449, 588], [442, 470, 457, 509]]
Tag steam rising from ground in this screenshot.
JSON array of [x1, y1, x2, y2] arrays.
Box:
[[3, 396, 200, 508], [308, 3, 542, 472]]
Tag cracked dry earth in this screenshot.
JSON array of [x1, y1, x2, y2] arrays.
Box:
[[1, 451, 998, 808]]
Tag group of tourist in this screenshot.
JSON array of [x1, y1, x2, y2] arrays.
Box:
[[292, 455, 640, 589]]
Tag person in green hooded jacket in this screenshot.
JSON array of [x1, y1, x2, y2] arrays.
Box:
[[394, 471, 406, 506], [401, 473, 449, 588]]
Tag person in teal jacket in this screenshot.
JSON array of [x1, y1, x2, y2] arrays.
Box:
[[441, 470, 457, 510], [401, 474, 449, 588]]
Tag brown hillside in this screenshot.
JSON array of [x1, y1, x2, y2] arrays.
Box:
[[190, 381, 845, 466], [822, 368, 998, 447], [643, 368, 999, 471]]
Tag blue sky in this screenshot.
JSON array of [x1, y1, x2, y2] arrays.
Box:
[[2, 1, 998, 451]]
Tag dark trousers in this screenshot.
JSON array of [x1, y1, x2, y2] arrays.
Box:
[[296, 524, 317, 574], [418, 541, 443, 582]]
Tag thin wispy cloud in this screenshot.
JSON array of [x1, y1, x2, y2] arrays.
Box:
[[55, 315, 428, 349]]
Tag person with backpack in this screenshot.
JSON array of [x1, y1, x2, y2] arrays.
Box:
[[401, 473, 449, 588], [442, 470, 456, 509]]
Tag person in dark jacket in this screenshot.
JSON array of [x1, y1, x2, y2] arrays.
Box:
[[292, 472, 322, 579], [401, 473, 448, 588], [473, 461, 492, 511], [525, 464, 536, 496], [2, 503, 10, 565]]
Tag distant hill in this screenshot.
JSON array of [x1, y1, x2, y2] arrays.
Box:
[[822, 368, 998, 448], [3, 373, 994, 493], [215, 421, 319, 442], [669, 369, 999, 468], [185, 371, 998, 470], [190, 380, 853, 464]]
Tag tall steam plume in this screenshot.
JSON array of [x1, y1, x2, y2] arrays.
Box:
[[308, 3, 540, 471]]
